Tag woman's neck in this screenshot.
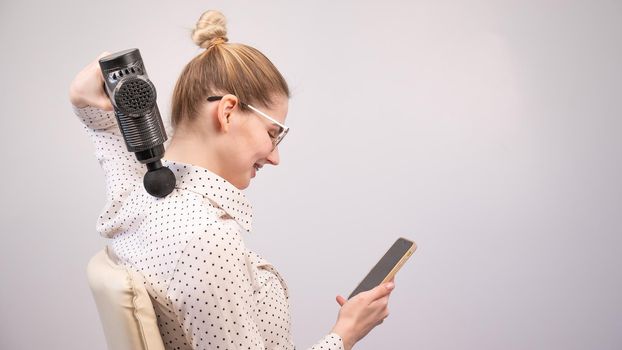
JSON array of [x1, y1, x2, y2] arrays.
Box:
[[164, 128, 222, 175]]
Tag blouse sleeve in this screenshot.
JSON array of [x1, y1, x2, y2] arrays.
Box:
[[166, 222, 344, 350], [73, 106, 143, 237]]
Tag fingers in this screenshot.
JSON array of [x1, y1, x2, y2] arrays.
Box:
[[97, 51, 111, 60], [336, 295, 347, 307], [70, 51, 114, 109], [368, 295, 390, 331], [97, 96, 114, 111], [366, 282, 395, 301], [369, 294, 390, 312], [94, 52, 113, 111]]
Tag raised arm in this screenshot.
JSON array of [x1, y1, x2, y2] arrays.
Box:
[[70, 53, 144, 237]]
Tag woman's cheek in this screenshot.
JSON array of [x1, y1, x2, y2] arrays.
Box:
[[253, 133, 271, 157]]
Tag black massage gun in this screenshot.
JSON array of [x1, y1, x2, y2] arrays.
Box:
[[99, 49, 175, 198]]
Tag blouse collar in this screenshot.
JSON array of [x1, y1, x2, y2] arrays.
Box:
[[162, 159, 253, 232]]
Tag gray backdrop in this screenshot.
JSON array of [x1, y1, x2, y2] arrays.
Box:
[[1, 0, 620, 349]]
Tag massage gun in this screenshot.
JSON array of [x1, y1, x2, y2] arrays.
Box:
[[99, 48, 175, 198]]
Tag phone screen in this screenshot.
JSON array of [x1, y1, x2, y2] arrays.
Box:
[[348, 237, 415, 299]]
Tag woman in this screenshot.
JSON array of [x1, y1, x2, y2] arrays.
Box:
[[70, 10, 395, 350]]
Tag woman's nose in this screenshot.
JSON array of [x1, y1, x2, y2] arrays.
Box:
[[266, 147, 280, 166]]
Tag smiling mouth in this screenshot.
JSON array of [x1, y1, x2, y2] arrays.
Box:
[[252, 163, 262, 178]]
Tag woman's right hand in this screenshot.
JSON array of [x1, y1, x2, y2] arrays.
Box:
[[69, 52, 113, 111], [331, 282, 395, 350]]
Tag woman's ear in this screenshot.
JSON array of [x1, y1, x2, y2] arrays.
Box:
[[215, 94, 239, 132]]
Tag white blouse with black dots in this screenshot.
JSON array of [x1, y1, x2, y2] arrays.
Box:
[[75, 106, 344, 350]]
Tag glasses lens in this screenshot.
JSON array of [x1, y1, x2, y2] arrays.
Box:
[[275, 128, 288, 147]]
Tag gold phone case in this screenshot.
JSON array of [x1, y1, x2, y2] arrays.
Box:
[[348, 237, 417, 299], [381, 240, 417, 283]]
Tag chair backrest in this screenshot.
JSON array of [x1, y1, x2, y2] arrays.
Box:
[[87, 246, 165, 350]]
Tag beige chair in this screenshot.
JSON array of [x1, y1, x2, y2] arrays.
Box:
[[87, 246, 165, 350]]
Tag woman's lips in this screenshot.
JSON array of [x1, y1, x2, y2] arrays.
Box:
[[252, 163, 262, 178]]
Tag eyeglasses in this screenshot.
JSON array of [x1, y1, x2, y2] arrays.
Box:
[[207, 96, 289, 150]]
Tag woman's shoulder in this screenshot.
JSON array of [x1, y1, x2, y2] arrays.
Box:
[[142, 188, 224, 225]]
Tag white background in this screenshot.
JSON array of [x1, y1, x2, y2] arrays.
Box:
[[0, 0, 620, 349]]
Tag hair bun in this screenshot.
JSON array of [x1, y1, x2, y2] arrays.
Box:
[[192, 10, 229, 49]]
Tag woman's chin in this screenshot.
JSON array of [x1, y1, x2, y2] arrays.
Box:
[[242, 175, 253, 189], [229, 174, 251, 190]]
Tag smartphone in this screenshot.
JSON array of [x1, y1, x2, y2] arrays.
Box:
[[348, 237, 417, 299]]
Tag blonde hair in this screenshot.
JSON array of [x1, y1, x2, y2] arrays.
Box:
[[171, 10, 290, 128]]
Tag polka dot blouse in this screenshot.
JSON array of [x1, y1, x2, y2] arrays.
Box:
[[75, 106, 344, 350]]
